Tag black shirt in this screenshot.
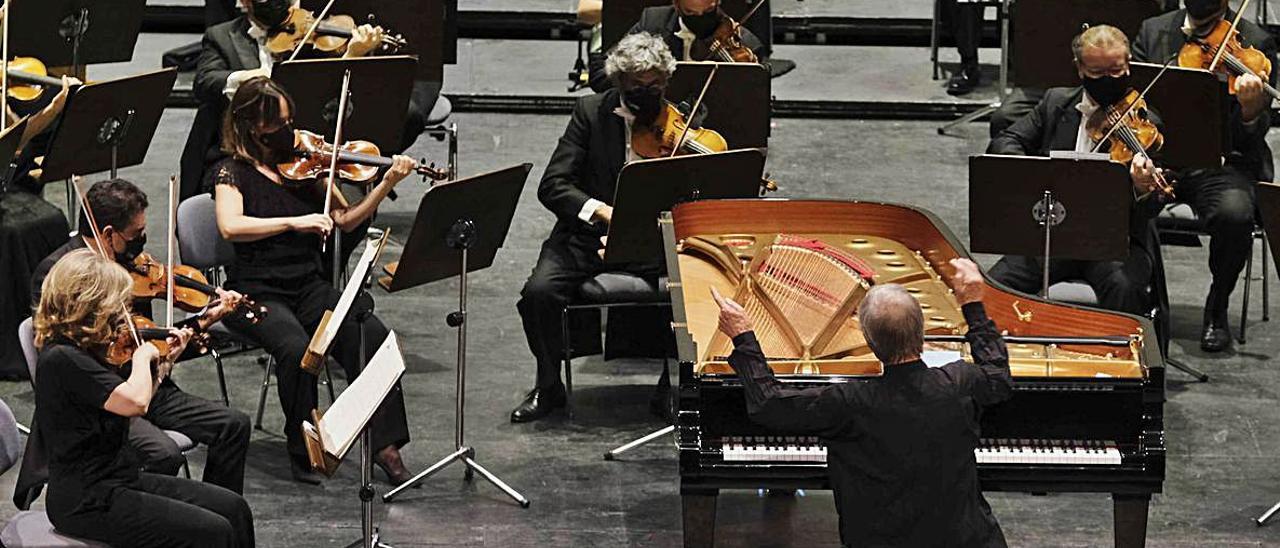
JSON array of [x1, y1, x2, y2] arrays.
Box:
[[35, 340, 138, 516], [29, 238, 87, 306], [727, 302, 1013, 548], [212, 157, 325, 285]]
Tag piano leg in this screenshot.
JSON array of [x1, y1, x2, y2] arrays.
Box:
[[1112, 493, 1150, 548], [682, 490, 719, 548]]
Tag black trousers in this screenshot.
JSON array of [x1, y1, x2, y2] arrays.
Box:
[[989, 246, 1154, 315], [129, 380, 251, 494], [49, 472, 254, 548], [942, 0, 983, 66], [518, 233, 658, 390], [1176, 166, 1257, 324], [225, 275, 410, 465]]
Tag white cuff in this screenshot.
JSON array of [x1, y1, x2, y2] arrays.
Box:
[[578, 198, 605, 223]]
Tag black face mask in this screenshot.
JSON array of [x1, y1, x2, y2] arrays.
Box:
[[623, 85, 664, 125], [1082, 73, 1130, 107], [251, 0, 292, 30], [1185, 0, 1225, 20], [682, 11, 721, 39], [119, 231, 146, 263], [256, 122, 296, 165]]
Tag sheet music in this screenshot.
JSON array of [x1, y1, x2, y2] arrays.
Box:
[[316, 232, 386, 356], [315, 331, 406, 458]]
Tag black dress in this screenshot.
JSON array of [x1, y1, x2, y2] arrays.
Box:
[[214, 157, 410, 466], [36, 339, 254, 547]]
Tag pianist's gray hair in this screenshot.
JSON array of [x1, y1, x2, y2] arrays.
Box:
[[605, 32, 678, 81], [857, 284, 925, 366]]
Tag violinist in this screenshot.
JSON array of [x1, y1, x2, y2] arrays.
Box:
[[586, 0, 769, 92], [513, 33, 678, 423], [1131, 0, 1277, 352], [988, 25, 1165, 316], [212, 76, 417, 485], [31, 249, 255, 547], [19, 178, 252, 505]]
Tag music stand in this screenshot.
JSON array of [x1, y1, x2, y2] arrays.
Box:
[[379, 164, 532, 506], [666, 62, 770, 148], [1131, 62, 1228, 170], [605, 148, 767, 265], [273, 57, 418, 154], [9, 0, 146, 73]]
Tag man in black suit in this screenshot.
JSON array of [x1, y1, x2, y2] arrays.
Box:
[[1131, 0, 1275, 351], [180, 0, 433, 201], [710, 259, 1011, 548], [988, 25, 1167, 316], [586, 0, 768, 92], [511, 33, 676, 422]]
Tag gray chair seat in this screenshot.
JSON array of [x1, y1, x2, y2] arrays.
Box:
[[164, 430, 196, 452], [1, 511, 110, 547], [426, 96, 452, 127], [577, 273, 668, 304], [1156, 203, 1204, 247], [1046, 281, 1099, 306]]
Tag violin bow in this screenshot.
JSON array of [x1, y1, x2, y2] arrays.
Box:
[[2, 1, 10, 129], [320, 69, 353, 266], [1208, 0, 1250, 74], [286, 0, 339, 63], [165, 175, 178, 329], [669, 63, 719, 158], [72, 176, 143, 349]]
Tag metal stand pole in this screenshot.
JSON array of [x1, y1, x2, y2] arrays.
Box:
[[382, 220, 529, 507], [344, 269, 393, 548], [1037, 189, 1055, 298], [1257, 499, 1280, 525], [603, 425, 675, 461]]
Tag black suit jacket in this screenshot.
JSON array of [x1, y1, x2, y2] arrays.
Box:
[[539, 88, 627, 250], [179, 17, 262, 201], [587, 6, 765, 92], [1132, 9, 1277, 181]]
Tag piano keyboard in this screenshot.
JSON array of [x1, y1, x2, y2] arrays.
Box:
[[719, 437, 1122, 466]]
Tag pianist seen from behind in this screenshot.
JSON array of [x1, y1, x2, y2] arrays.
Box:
[[710, 258, 1012, 548]]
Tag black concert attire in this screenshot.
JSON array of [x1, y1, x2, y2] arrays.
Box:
[[214, 158, 410, 470], [35, 340, 254, 548], [940, 0, 984, 95], [725, 302, 1012, 548], [587, 6, 766, 92], [181, 15, 437, 201], [1132, 9, 1277, 336], [519, 88, 664, 395], [14, 238, 251, 509], [987, 86, 1165, 315]]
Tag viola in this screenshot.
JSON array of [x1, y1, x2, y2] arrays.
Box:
[[278, 129, 449, 185], [264, 6, 406, 57], [104, 315, 211, 367], [129, 252, 267, 323], [692, 14, 757, 63], [1085, 90, 1176, 198], [1178, 17, 1280, 101], [631, 102, 728, 158]]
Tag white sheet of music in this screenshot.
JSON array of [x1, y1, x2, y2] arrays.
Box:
[[318, 331, 406, 458], [316, 233, 386, 357]]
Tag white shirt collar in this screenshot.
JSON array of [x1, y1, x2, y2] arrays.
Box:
[[1076, 90, 1100, 116], [614, 97, 636, 123], [1181, 15, 1196, 38]]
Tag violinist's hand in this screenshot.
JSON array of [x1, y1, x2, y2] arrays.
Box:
[[710, 286, 753, 339], [204, 288, 245, 325], [1236, 73, 1269, 122], [591, 204, 613, 225], [290, 213, 333, 236], [1129, 153, 1159, 195], [165, 327, 195, 364], [44, 76, 80, 117], [133, 342, 162, 369], [383, 155, 416, 187], [344, 24, 384, 58]]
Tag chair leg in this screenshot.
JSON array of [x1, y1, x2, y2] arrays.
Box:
[[211, 349, 230, 407], [323, 361, 336, 404], [181, 458, 191, 479], [254, 356, 274, 430], [1263, 233, 1271, 321], [1241, 242, 1255, 345], [561, 306, 574, 418], [930, 0, 941, 80]]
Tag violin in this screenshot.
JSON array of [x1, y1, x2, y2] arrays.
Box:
[[5, 57, 70, 102], [129, 252, 267, 323], [264, 6, 406, 57], [1086, 89, 1176, 198], [693, 15, 758, 63], [1178, 14, 1280, 101], [631, 102, 728, 158], [278, 129, 449, 185], [104, 315, 211, 367]]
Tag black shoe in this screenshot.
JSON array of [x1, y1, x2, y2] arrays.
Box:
[[946, 65, 981, 96], [767, 58, 797, 79], [374, 446, 418, 487], [510, 385, 566, 423], [1200, 324, 1232, 353], [290, 457, 323, 485]]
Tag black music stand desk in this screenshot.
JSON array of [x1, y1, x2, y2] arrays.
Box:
[[667, 62, 771, 149], [10, 0, 146, 69], [273, 56, 418, 155], [1131, 62, 1228, 171], [605, 148, 767, 265]]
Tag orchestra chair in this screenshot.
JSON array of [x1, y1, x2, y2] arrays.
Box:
[[1155, 203, 1269, 344], [0, 397, 109, 548], [19, 317, 197, 479], [175, 194, 335, 428], [929, 0, 1006, 80]]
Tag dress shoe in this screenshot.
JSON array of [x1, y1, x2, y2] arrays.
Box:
[[1200, 324, 1231, 353], [510, 385, 566, 423], [767, 58, 797, 79], [374, 445, 417, 487], [946, 64, 981, 96], [290, 457, 323, 485]]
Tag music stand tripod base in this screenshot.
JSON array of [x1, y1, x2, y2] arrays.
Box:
[[603, 424, 675, 460]]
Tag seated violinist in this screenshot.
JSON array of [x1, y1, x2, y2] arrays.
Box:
[[32, 249, 255, 547], [180, 0, 435, 200], [213, 76, 418, 485], [987, 25, 1166, 316], [512, 33, 677, 423], [587, 0, 769, 92], [16, 179, 252, 508]]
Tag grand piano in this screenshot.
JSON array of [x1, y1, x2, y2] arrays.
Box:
[[661, 199, 1165, 548]]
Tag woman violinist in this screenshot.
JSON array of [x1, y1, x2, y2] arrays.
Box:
[[213, 76, 417, 484], [33, 249, 255, 547]]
